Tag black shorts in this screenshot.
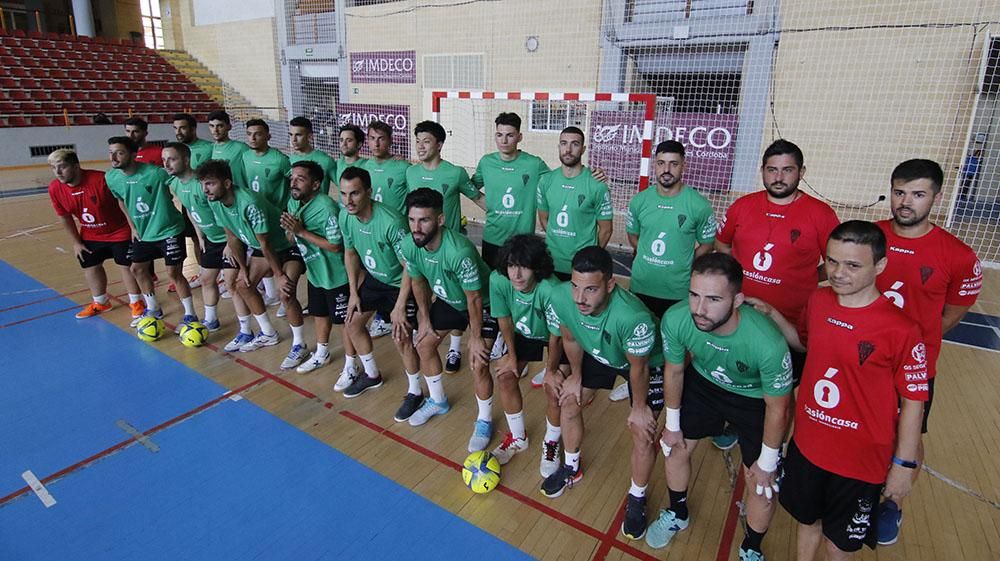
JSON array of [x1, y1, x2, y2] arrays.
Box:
[[514, 333, 547, 362], [679, 365, 767, 467], [359, 276, 417, 325], [307, 281, 349, 324], [78, 239, 131, 268], [481, 240, 501, 270], [200, 239, 236, 270], [250, 245, 304, 266], [580, 353, 664, 411], [429, 299, 499, 340], [922, 377, 935, 434], [634, 292, 680, 320], [182, 212, 197, 238], [790, 349, 807, 387], [779, 440, 882, 553], [553, 270, 571, 282], [128, 235, 186, 266]]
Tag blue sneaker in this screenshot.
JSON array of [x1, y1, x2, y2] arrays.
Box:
[[739, 547, 765, 561], [175, 314, 199, 333], [877, 500, 901, 545], [223, 332, 255, 353], [203, 319, 221, 332], [712, 426, 738, 450], [467, 419, 493, 452], [645, 509, 689, 549]]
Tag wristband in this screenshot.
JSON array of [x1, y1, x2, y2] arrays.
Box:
[[665, 407, 681, 432], [755, 443, 780, 472], [891, 456, 918, 469]]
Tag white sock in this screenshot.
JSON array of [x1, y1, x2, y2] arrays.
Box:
[[506, 410, 526, 440], [545, 419, 561, 443], [181, 296, 195, 316], [476, 396, 493, 422], [344, 355, 358, 374], [629, 480, 647, 498], [253, 313, 275, 335], [315, 343, 329, 358], [237, 315, 252, 335], [128, 293, 142, 304], [449, 334, 462, 354], [360, 353, 379, 378], [565, 450, 581, 471], [94, 294, 109, 305], [143, 293, 158, 311], [204, 305, 217, 323], [426, 374, 446, 403], [406, 371, 421, 395], [262, 277, 277, 299], [290, 323, 304, 346]]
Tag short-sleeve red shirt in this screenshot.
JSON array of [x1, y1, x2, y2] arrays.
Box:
[[48, 169, 131, 242], [716, 191, 839, 326], [136, 144, 163, 167]]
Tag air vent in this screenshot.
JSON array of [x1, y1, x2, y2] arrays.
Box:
[[30, 144, 75, 158]]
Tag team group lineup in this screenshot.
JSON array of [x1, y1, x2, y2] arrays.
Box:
[[44, 109, 983, 561]]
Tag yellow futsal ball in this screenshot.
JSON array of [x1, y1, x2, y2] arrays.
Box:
[[178, 321, 209, 348], [135, 316, 165, 342], [462, 451, 501, 494]]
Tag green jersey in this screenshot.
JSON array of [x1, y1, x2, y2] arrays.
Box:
[[547, 284, 663, 369], [537, 167, 613, 273], [336, 156, 368, 183], [627, 185, 717, 300], [401, 227, 491, 311], [362, 158, 410, 215], [341, 201, 409, 287], [660, 303, 792, 399], [290, 150, 338, 195], [212, 140, 250, 186], [209, 186, 292, 252], [106, 163, 185, 241], [489, 274, 560, 342], [186, 138, 214, 170], [169, 174, 226, 243], [405, 160, 480, 233], [242, 148, 291, 210], [472, 151, 550, 245], [287, 193, 347, 289]]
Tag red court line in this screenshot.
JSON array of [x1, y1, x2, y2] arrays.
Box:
[[715, 472, 746, 561], [0, 303, 80, 330]]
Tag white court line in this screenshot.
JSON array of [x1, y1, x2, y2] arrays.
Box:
[[21, 470, 57, 508], [1, 222, 58, 240], [923, 464, 1000, 509], [0, 287, 55, 297]]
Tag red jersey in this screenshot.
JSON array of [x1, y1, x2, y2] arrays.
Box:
[[48, 169, 131, 242], [876, 220, 981, 378], [136, 144, 163, 167], [717, 191, 839, 326], [794, 288, 928, 484]]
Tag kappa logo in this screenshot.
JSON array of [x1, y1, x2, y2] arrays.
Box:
[[593, 125, 622, 143], [920, 266, 934, 284], [858, 340, 875, 365], [790, 229, 801, 243], [911, 342, 926, 364]]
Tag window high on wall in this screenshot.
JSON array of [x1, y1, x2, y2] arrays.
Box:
[[140, 0, 163, 49]]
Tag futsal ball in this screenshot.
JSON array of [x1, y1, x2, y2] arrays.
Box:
[[462, 451, 501, 494], [178, 321, 209, 348], [135, 316, 165, 342]]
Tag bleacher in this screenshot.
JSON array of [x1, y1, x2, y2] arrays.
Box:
[[0, 29, 222, 127]]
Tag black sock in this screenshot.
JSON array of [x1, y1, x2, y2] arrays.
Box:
[[668, 489, 689, 520], [741, 526, 767, 552]]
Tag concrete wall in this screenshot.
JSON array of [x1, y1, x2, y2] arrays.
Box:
[[0, 123, 193, 167]]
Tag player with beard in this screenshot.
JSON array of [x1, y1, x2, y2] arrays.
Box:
[[335, 124, 368, 182], [125, 117, 163, 166], [872, 159, 981, 545], [172, 113, 213, 170], [289, 116, 339, 195], [645, 253, 792, 559], [242, 119, 291, 211]]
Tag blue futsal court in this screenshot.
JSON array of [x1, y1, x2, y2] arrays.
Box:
[[0, 259, 534, 561]]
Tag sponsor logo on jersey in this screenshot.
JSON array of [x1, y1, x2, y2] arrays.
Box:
[[906, 383, 929, 392], [920, 266, 934, 284], [804, 404, 860, 430], [889, 245, 915, 255], [858, 341, 875, 365], [826, 317, 854, 330], [705, 340, 730, 352], [911, 343, 926, 365], [905, 371, 927, 381], [790, 229, 801, 243]]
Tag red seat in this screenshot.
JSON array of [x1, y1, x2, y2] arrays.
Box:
[[0, 101, 16, 112], [50, 91, 70, 101], [30, 115, 52, 126], [0, 55, 14, 65], [72, 115, 94, 125], [48, 68, 68, 79], [70, 91, 89, 101], [19, 77, 39, 89], [66, 69, 84, 79], [8, 115, 28, 126], [10, 67, 29, 77], [10, 47, 28, 57], [19, 101, 39, 112], [10, 90, 29, 100], [0, 77, 15, 88]]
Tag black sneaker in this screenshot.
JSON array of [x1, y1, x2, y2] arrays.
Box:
[[540, 463, 583, 498], [621, 493, 648, 540], [445, 349, 462, 373], [394, 393, 424, 422], [343, 373, 383, 398]]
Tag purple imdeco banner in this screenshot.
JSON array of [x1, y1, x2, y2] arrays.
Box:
[[350, 50, 417, 84], [336, 103, 411, 159]]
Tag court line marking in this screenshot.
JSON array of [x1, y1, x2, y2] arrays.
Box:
[[923, 464, 1000, 510], [116, 420, 161, 453], [21, 470, 57, 508]]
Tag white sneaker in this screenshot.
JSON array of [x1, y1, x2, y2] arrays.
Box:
[[276, 303, 287, 318], [263, 294, 280, 307], [492, 432, 529, 464], [296, 352, 331, 373], [540, 439, 562, 478], [368, 317, 392, 338], [467, 419, 493, 452], [609, 381, 630, 402], [280, 344, 309, 369], [531, 368, 546, 388], [224, 332, 255, 352], [489, 333, 507, 361], [334, 368, 359, 392], [408, 398, 451, 426], [239, 331, 279, 352]]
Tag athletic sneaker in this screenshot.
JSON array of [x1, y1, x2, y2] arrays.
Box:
[[739, 547, 765, 561], [223, 332, 255, 352], [333, 368, 358, 392], [407, 397, 450, 426], [75, 301, 112, 319], [621, 493, 648, 540], [712, 426, 739, 450], [280, 344, 309, 369], [540, 463, 583, 498], [531, 369, 546, 388], [645, 509, 689, 549], [276, 303, 286, 318], [489, 333, 507, 361], [344, 373, 384, 398], [175, 314, 199, 333], [220, 282, 231, 299], [492, 432, 529, 465], [203, 319, 221, 332], [131, 307, 163, 327], [368, 317, 392, 338], [239, 331, 279, 352], [296, 352, 331, 374], [129, 300, 146, 319], [540, 439, 562, 477], [877, 500, 902, 545], [445, 349, 462, 373], [467, 419, 493, 452], [609, 381, 630, 402], [394, 393, 424, 422]]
